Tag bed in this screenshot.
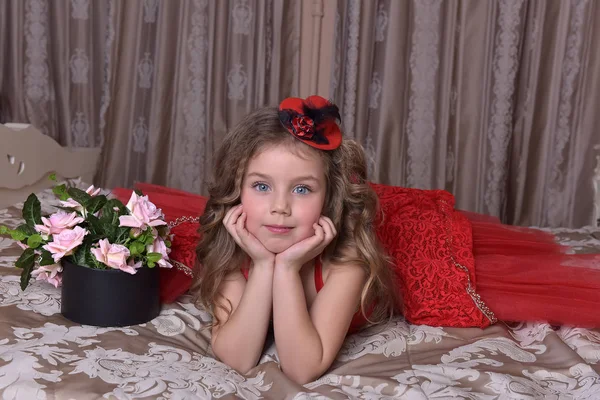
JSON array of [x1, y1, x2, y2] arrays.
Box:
[[0, 123, 100, 209], [1, 128, 599, 399]]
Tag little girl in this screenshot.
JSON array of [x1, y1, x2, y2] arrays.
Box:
[[113, 95, 600, 384], [116, 96, 398, 384]]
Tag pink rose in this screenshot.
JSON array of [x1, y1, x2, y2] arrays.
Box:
[[42, 226, 88, 263], [31, 264, 63, 288], [119, 192, 166, 231], [91, 239, 136, 275], [128, 259, 143, 270], [60, 198, 84, 213], [60, 186, 102, 212], [146, 237, 172, 268], [34, 211, 84, 235], [86, 185, 102, 196]]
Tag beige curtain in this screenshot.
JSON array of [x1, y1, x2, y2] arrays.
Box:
[[0, 0, 110, 146], [330, 0, 600, 228], [0, 0, 300, 194]]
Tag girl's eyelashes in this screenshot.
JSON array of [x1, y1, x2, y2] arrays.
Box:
[[250, 182, 312, 194], [292, 185, 312, 195], [251, 182, 271, 192]]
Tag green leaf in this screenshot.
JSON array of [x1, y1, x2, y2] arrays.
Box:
[[136, 228, 149, 240], [52, 184, 70, 201], [15, 248, 35, 269], [39, 250, 55, 266], [105, 222, 120, 243], [143, 234, 155, 246], [97, 199, 131, 243], [100, 199, 127, 224], [66, 187, 92, 208], [71, 240, 92, 268], [85, 234, 104, 245], [104, 199, 127, 215], [85, 247, 102, 269], [16, 224, 36, 236], [87, 195, 108, 215], [129, 241, 146, 256], [0, 225, 28, 242], [16, 247, 36, 289], [20, 264, 35, 291], [22, 194, 42, 227], [164, 240, 171, 248], [146, 252, 162, 263], [6, 230, 27, 242], [115, 227, 130, 244], [26, 234, 43, 249], [7, 224, 36, 242], [48, 173, 57, 181], [135, 229, 154, 246], [86, 214, 105, 236], [147, 261, 156, 268]]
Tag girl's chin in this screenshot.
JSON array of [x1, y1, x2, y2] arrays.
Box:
[[250, 229, 313, 254], [263, 241, 293, 254]]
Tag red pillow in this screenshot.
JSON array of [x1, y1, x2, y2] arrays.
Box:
[[370, 183, 496, 328], [160, 221, 200, 303], [111, 184, 204, 304]]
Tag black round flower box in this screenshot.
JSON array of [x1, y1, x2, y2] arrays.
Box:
[[60, 259, 161, 327]]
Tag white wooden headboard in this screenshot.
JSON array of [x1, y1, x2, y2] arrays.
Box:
[[0, 123, 102, 208]]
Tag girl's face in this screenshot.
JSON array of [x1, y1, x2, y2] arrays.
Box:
[[240, 144, 327, 254]]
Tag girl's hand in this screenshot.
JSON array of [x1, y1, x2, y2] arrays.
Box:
[[275, 216, 337, 271], [223, 205, 275, 267]]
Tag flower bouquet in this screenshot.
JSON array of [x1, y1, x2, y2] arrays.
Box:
[[0, 176, 172, 326]]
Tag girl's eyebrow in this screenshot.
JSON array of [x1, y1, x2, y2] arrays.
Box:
[[246, 171, 320, 183], [245, 172, 271, 180], [293, 175, 320, 183]]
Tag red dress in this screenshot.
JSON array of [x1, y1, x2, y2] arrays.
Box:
[[468, 211, 600, 327], [241, 257, 368, 335], [112, 183, 600, 329]]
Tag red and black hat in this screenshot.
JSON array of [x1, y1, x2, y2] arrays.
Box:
[[278, 95, 342, 150]]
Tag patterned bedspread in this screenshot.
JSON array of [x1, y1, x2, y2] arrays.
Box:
[[0, 188, 599, 399]]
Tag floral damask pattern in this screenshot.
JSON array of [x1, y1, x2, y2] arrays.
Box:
[[405, 0, 442, 189], [484, 0, 525, 217], [544, 0, 588, 227], [0, 191, 599, 398], [171, 0, 209, 194]]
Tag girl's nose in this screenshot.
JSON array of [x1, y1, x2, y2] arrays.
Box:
[[270, 193, 291, 215]]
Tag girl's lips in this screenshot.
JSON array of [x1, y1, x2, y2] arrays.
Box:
[[265, 225, 292, 234]]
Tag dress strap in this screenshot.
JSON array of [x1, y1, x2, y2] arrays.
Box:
[[240, 258, 250, 280], [314, 256, 324, 292]]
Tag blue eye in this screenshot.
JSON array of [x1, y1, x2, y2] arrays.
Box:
[[253, 182, 270, 192], [293, 185, 311, 195]]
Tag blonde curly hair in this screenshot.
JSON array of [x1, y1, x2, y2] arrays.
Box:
[[192, 107, 397, 327]]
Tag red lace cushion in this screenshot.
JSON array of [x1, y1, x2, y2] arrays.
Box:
[[111, 186, 204, 304], [162, 221, 201, 303], [370, 183, 494, 328]]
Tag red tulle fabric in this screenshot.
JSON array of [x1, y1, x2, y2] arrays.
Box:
[[470, 218, 600, 328], [112, 183, 600, 328]]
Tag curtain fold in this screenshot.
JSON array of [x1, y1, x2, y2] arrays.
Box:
[[0, 0, 300, 195], [330, 0, 600, 227], [2, 0, 599, 227]]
